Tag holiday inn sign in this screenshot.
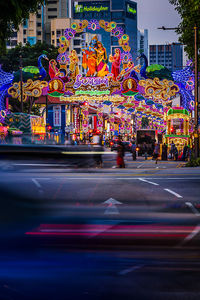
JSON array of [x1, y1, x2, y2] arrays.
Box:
[[74, 4, 109, 13]]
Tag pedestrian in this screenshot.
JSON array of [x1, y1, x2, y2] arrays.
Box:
[[92, 134, 103, 168], [153, 143, 160, 163], [170, 141, 175, 160], [174, 146, 178, 161], [161, 143, 168, 160], [116, 137, 125, 168], [182, 144, 189, 161], [131, 142, 136, 160]]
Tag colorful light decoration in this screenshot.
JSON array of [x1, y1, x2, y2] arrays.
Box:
[[82, 103, 89, 132], [97, 105, 104, 132], [139, 77, 179, 102], [88, 19, 100, 31], [8, 79, 48, 102], [64, 28, 76, 40]]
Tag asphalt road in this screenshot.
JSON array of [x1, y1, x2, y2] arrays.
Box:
[[1, 166, 200, 299]]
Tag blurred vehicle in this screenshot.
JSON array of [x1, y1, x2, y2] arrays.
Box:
[[110, 140, 132, 152]]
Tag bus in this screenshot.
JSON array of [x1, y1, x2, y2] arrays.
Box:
[[136, 129, 156, 156]]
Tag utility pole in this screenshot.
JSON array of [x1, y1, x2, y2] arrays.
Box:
[[194, 25, 199, 158], [19, 54, 23, 113]]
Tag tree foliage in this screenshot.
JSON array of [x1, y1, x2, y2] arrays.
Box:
[[0, 42, 58, 80], [169, 0, 200, 62], [0, 0, 45, 54]]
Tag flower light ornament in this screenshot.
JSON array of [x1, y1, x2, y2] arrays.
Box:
[[57, 52, 69, 65], [64, 28, 76, 40], [88, 20, 100, 31], [111, 26, 124, 39]]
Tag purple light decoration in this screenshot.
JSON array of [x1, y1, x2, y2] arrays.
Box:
[[112, 26, 124, 39], [74, 74, 109, 89], [64, 28, 76, 40], [121, 52, 132, 64], [88, 20, 100, 31], [57, 52, 69, 65]]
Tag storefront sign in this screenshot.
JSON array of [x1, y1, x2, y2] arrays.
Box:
[[75, 4, 109, 13], [127, 4, 136, 15]]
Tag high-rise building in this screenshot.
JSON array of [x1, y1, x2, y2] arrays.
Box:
[[71, 0, 138, 63], [137, 29, 148, 62], [15, 1, 70, 46], [44, 0, 70, 44], [149, 43, 183, 72]]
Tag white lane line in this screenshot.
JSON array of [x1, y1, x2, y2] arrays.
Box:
[[119, 265, 144, 275], [146, 178, 200, 180], [185, 202, 200, 216], [137, 163, 144, 169], [138, 178, 159, 186], [164, 189, 183, 198], [32, 178, 43, 194], [181, 225, 200, 245], [178, 203, 200, 246]]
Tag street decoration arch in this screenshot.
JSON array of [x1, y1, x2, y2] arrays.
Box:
[[0, 19, 195, 143]]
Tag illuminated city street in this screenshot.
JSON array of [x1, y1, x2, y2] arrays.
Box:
[[0, 0, 200, 299]]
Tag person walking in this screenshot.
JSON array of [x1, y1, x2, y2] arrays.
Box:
[[182, 144, 189, 161], [131, 142, 136, 160], [170, 141, 175, 160], [174, 146, 178, 161], [161, 143, 168, 160], [116, 137, 125, 168]]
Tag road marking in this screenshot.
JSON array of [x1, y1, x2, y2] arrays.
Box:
[[178, 225, 200, 246], [137, 163, 144, 169], [119, 265, 144, 275], [32, 178, 43, 194], [138, 178, 159, 186], [185, 202, 200, 216], [103, 198, 122, 215], [164, 189, 183, 198]]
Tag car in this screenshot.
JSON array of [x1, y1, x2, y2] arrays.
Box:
[[111, 140, 132, 152]]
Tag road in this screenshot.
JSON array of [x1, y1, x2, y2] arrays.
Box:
[[1, 163, 200, 299]]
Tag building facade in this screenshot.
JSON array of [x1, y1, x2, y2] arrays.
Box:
[[137, 29, 148, 62], [72, 0, 138, 63], [149, 43, 183, 72]]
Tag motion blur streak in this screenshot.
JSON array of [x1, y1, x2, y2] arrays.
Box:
[[26, 224, 194, 239]]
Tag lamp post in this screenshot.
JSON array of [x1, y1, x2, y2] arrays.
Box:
[[19, 54, 23, 113], [158, 25, 199, 158], [194, 25, 199, 158]]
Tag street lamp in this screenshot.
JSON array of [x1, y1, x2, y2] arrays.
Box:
[[19, 53, 23, 113], [158, 25, 199, 158]]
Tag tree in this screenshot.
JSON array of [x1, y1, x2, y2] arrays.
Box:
[[0, 41, 58, 80], [0, 0, 45, 54], [1, 42, 58, 115], [169, 0, 200, 64]]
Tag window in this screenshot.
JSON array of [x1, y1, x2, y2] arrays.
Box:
[[56, 30, 61, 35], [48, 0, 57, 3], [48, 8, 57, 11], [52, 31, 55, 35], [74, 48, 81, 54], [37, 31, 41, 36], [48, 16, 57, 19], [37, 14, 41, 18], [23, 29, 26, 35], [74, 40, 80, 46], [23, 38, 27, 43], [37, 22, 41, 27], [53, 106, 61, 127]]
